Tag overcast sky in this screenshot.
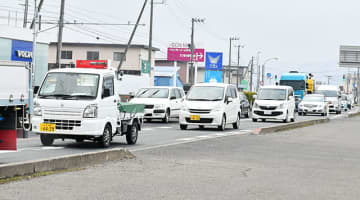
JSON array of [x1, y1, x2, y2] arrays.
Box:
[[2, 0, 360, 85]]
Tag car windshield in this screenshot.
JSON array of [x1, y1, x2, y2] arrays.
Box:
[[279, 80, 305, 90], [135, 88, 169, 98], [303, 96, 324, 102], [257, 88, 287, 100], [38, 73, 99, 100], [187, 86, 224, 101], [317, 90, 338, 97]]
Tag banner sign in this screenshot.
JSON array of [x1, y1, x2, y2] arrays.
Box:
[[141, 60, 150, 74], [167, 48, 205, 62], [11, 40, 33, 62], [76, 60, 108, 69], [205, 52, 223, 70], [204, 70, 222, 83]]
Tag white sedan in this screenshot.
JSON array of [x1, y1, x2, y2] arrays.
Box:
[[298, 94, 329, 116]]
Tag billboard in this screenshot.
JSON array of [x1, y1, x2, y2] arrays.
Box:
[[76, 60, 108, 69], [205, 52, 223, 70], [339, 45, 360, 68], [167, 48, 205, 62], [11, 40, 33, 62]]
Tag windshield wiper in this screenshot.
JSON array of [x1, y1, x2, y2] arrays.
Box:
[[38, 94, 72, 99], [63, 95, 95, 100], [187, 98, 213, 101]]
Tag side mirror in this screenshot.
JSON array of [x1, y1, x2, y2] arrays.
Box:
[[102, 88, 111, 98], [170, 96, 176, 100], [33, 86, 40, 95]]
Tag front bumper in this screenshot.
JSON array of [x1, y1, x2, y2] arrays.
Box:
[[298, 107, 324, 114], [328, 104, 339, 112], [144, 108, 166, 119], [179, 110, 223, 126], [32, 116, 104, 136], [252, 108, 287, 120]]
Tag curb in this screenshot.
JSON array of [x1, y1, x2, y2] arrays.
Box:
[[252, 118, 330, 135], [0, 148, 135, 179]]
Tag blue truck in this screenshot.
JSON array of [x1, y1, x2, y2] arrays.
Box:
[[279, 71, 308, 111]]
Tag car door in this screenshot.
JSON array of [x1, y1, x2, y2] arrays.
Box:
[[288, 88, 295, 117], [98, 75, 117, 131], [169, 88, 178, 117], [230, 87, 240, 122], [173, 89, 183, 116], [224, 86, 235, 123]]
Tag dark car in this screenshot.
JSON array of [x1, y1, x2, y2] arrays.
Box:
[[239, 92, 251, 118]]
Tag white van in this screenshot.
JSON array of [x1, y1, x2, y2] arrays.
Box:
[[316, 85, 341, 114], [130, 87, 185, 123], [252, 86, 296, 123], [179, 83, 241, 131]]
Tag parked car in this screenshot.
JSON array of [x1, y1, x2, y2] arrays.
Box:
[[130, 87, 185, 123], [340, 94, 352, 111], [179, 83, 241, 131], [252, 86, 296, 123], [239, 92, 251, 118], [298, 94, 329, 116]]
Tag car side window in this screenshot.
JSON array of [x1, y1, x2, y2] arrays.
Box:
[[231, 87, 238, 98], [102, 76, 114, 98], [226, 87, 232, 98], [170, 89, 176, 99], [175, 89, 181, 99], [179, 89, 185, 98]]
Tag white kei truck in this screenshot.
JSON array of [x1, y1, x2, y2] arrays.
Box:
[[31, 68, 145, 147]]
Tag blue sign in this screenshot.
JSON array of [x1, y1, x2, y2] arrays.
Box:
[[11, 40, 33, 62], [266, 73, 271, 78], [205, 70, 223, 83], [205, 52, 223, 70]]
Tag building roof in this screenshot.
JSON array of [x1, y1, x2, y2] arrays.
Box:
[[49, 42, 160, 51]]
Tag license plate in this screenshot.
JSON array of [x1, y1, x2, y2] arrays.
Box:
[[190, 115, 200, 121], [264, 110, 272, 115], [40, 123, 55, 132]]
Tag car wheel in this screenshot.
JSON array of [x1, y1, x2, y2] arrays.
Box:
[[218, 115, 226, 131], [291, 111, 296, 122], [180, 124, 187, 130], [162, 110, 170, 123], [126, 121, 138, 145], [252, 118, 257, 122], [232, 114, 240, 129], [283, 111, 289, 123], [100, 124, 112, 148], [40, 134, 54, 146]]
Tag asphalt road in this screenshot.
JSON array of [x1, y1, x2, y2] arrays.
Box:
[[1, 114, 359, 199], [0, 110, 355, 165]]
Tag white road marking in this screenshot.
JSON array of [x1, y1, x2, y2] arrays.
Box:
[[158, 127, 172, 129], [196, 135, 212, 139], [41, 146, 65, 150], [176, 138, 196, 141], [0, 150, 18, 154], [142, 128, 153, 131]]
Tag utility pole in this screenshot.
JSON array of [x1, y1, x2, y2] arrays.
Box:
[[148, 0, 154, 82], [189, 18, 204, 85], [357, 67, 360, 104], [255, 51, 261, 91], [56, 0, 65, 68], [326, 75, 332, 85], [30, 0, 39, 115], [250, 57, 254, 92], [228, 37, 239, 84], [23, 0, 29, 28], [235, 44, 244, 89]]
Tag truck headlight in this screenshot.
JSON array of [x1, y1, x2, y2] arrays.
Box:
[[33, 105, 42, 116], [83, 104, 97, 118]]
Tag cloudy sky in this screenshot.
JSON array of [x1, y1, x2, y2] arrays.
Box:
[[1, 0, 360, 85]]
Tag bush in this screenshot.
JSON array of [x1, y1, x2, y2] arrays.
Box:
[[243, 91, 257, 105]]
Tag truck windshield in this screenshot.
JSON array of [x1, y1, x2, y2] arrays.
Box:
[[187, 86, 224, 101], [136, 88, 169, 98], [317, 90, 337, 97], [38, 73, 99, 100], [258, 89, 287, 100], [280, 80, 305, 90]]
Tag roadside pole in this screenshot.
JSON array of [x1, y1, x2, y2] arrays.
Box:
[[173, 61, 177, 87], [357, 67, 360, 104], [56, 0, 65, 68], [250, 57, 254, 92], [30, 0, 39, 115]]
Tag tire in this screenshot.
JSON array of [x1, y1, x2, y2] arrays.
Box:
[[218, 115, 226, 131], [162, 110, 170, 123], [298, 112, 302, 116], [180, 124, 187, 130], [244, 108, 249, 118], [100, 124, 112, 148], [126, 121, 139, 145], [291, 111, 296, 122], [303, 112, 306, 116], [40, 134, 54, 146], [232, 114, 240, 129], [283, 112, 289, 123], [252, 118, 257, 122]]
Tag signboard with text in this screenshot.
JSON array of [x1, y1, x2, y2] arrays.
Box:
[[141, 60, 150, 74], [205, 52, 223, 70], [76, 60, 108, 69], [167, 48, 205, 62], [11, 40, 33, 62]]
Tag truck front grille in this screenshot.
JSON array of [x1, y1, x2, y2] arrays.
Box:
[[43, 119, 81, 130]]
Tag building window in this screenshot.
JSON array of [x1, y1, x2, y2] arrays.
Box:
[[87, 51, 99, 60], [113, 52, 126, 61], [61, 50, 72, 59]]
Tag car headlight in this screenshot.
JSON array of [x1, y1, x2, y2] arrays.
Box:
[[154, 104, 165, 109], [253, 103, 259, 109], [83, 104, 98, 118], [279, 103, 285, 109], [33, 103, 42, 116]]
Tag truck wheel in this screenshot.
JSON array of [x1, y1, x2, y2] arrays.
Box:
[[218, 115, 226, 131], [232, 114, 240, 129], [40, 134, 54, 146], [180, 124, 187, 130], [126, 122, 138, 145], [101, 125, 112, 148]]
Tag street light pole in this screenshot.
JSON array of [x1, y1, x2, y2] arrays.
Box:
[[189, 18, 204, 85], [235, 44, 244, 89], [262, 57, 279, 86], [228, 37, 239, 84]]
